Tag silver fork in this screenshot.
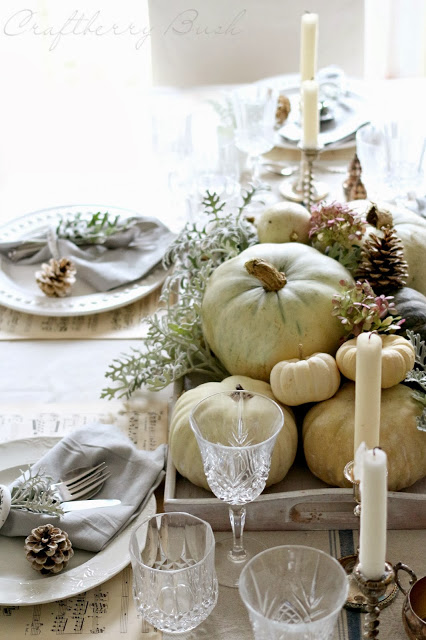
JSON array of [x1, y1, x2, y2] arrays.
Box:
[[50, 462, 111, 501]]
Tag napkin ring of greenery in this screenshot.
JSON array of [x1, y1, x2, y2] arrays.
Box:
[[8, 467, 64, 516]]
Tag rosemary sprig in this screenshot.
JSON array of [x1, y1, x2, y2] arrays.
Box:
[[10, 466, 64, 516], [102, 189, 258, 398]]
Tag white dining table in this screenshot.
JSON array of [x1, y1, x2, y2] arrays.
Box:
[[0, 76, 425, 640]]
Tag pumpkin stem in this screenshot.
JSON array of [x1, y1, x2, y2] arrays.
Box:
[[298, 344, 304, 360], [244, 258, 287, 292], [231, 385, 254, 400], [366, 203, 393, 230]]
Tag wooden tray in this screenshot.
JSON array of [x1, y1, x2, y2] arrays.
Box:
[[163, 380, 426, 531]]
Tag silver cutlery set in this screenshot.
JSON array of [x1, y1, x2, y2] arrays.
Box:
[[51, 462, 120, 511]]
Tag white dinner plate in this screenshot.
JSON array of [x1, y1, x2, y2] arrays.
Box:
[[256, 74, 368, 150], [0, 205, 168, 316], [0, 436, 156, 605]]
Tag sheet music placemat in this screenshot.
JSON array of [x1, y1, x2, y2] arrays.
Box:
[[0, 289, 161, 340]]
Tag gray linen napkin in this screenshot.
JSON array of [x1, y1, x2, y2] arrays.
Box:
[[0, 216, 175, 291], [1, 424, 167, 552]]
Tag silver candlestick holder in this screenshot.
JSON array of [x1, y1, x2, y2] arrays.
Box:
[[344, 459, 361, 516], [279, 143, 329, 211], [352, 561, 395, 639], [338, 460, 398, 612]]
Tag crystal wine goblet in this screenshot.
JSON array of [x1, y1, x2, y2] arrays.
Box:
[[232, 84, 279, 203], [189, 389, 284, 588]]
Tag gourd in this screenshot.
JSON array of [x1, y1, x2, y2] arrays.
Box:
[[270, 346, 341, 406], [335, 334, 415, 388], [349, 200, 426, 296], [201, 243, 354, 382], [302, 382, 426, 491], [257, 202, 311, 244], [392, 287, 426, 343], [169, 375, 298, 491]]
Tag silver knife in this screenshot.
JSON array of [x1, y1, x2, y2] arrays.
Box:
[[61, 499, 121, 512]]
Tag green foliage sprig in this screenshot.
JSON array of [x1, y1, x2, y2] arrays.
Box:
[[331, 279, 405, 338], [404, 330, 426, 431], [102, 189, 258, 398], [56, 211, 137, 245], [10, 466, 64, 516]]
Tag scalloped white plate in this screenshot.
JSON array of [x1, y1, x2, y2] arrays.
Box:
[[0, 437, 156, 605], [0, 205, 167, 316]]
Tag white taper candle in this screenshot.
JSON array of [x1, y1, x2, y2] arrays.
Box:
[[302, 80, 319, 148], [300, 12, 319, 82], [359, 447, 387, 580], [354, 332, 382, 478]]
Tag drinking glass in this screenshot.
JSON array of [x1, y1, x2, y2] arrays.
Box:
[[239, 545, 349, 640], [129, 512, 218, 634], [150, 89, 194, 231], [189, 106, 242, 218], [232, 85, 278, 202], [356, 120, 426, 206], [189, 390, 284, 588]]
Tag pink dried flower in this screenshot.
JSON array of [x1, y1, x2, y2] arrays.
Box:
[[331, 280, 404, 338], [310, 202, 366, 244], [309, 202, 366, 274]]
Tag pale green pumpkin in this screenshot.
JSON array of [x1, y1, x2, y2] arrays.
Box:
[[201, 243, 354, 381], [303, 382, 426, 491], [257, 202, 311, 244]]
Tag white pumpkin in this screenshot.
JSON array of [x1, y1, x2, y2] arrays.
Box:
[[336, 334, 415, 388], [270, 351, 341, 406], [169, 376, 298, 491]]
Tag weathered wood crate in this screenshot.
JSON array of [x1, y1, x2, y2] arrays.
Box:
[[163, 379, 426, 530]]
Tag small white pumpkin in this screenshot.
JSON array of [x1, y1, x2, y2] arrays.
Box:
[[270, 348, 341, 406], [257, 202, 311, 244], [335, 334, 415, 388]]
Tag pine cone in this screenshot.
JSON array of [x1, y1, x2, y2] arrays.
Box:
[[276, 94, 291, 126], [356, 227, 408, 293], [35, 258, 76, 298], [25, 524, 74, 575]]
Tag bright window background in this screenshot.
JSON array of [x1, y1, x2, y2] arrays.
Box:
[[0, 0, 153, 220], [0, 0, 425, 221], [364, 0, 426, 80]]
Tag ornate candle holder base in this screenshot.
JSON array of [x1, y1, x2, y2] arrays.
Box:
[[338, 461, 398, 612], [339, 554, 399, 612], [278, 144, 329, 211], [352, 561, 396, 638]]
